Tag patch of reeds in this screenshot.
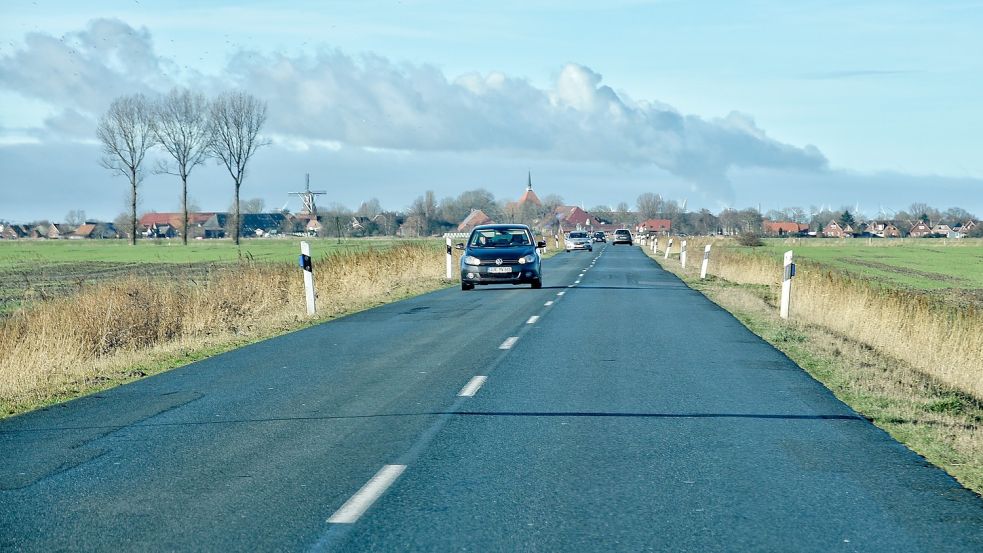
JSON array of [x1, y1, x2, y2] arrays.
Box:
[[0, 243, 447, 415]]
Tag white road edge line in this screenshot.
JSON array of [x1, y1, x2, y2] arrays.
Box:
[[458, 375, 488, 397], [527, 316, 539, 324], [499, 337, 519, 349], [327, 464, 406, 524], [544, 301, 554, 306]]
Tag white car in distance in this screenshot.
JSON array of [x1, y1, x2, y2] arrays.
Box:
[[564, 231, 593, 252]]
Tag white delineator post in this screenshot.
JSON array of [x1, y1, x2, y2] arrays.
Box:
[[652, 237, 658, 253], [700, 244, 711, 279], [299, 241, 316, 316], [680, 240, 688, 268], [445, 236, 453, 279], [664, 238, 673, 260], [780, 250, 795, 319]]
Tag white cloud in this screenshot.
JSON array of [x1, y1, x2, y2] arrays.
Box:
[[0, 18, 827, 201]]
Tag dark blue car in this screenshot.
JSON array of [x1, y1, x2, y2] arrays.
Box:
[[457, 224, 545, 290]]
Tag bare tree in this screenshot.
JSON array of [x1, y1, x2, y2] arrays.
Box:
[[238, 197, 266, 214], [356, 198, 383, 219], [97, 94, 157, 245], [64, 209, 87, 227], [210, 91, 269, 245], [636, 193, 664, 219], [409, 191, 439, 235], [153, 88, 212, 245]]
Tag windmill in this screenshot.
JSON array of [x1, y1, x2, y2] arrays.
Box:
[[288, 173, 327, 216]]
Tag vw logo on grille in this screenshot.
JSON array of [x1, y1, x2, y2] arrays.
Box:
[[495, 258, 503, 265]]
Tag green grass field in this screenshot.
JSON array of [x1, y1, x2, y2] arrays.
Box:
[[0, 237, 425, 315], [738, 238, 983, 291]]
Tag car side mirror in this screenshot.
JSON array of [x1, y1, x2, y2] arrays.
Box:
[[536, 241, 546, 248], [454, 243, 465, 250]]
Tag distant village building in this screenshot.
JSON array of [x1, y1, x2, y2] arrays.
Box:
[[953, 220, 976, 238], [0, 224, 23, 239], [638, 219, 673, 235], [136, 212, 289, 239], [909, 221, 933, 237], [762, 220, 808, 236], [457, 209, 494, 232], [823, 220, 850, 238], [139, 212, 215, 239], [881, 223, 902, 238], [863, 221, 902, 238], [553, 205, 591, 233], [71, 222, 119, 239], [517, 172, 541, 207]]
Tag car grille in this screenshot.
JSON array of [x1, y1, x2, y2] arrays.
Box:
[[476, 258, 521, 265]]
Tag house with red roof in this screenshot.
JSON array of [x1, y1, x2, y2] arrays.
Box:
[[457, 209, 494, 232], [638, 218, 672, 235], [909, 221, 933, 237], [139, 212, 216, 238], [823, 220, 850, 238], [762, 220, 808, 236]]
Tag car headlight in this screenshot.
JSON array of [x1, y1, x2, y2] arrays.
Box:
[[463, 255, 481, 266], [519, 254, 536, 264]]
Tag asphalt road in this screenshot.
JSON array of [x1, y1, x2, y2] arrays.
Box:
[[2, 243, 981, 552]]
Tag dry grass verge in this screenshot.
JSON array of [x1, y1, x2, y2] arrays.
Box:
[[641, 239, 983, 493], [666, 237, 982, 400], [0, 243, 449, 417]]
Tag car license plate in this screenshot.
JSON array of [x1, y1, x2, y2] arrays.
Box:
[[488, 267, 512, 273]]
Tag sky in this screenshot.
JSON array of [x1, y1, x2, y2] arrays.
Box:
[[1, 0, 982, 222]]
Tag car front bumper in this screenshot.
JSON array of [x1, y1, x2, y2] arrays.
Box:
[[461, 264, 541, 284]]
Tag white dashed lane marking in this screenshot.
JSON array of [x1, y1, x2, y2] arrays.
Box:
[[499, 337, 519, 349], [527, 316, 539, 324], [557, 291, 566, 296], [544, 301, 554, 306], [327, 465, 406, 524], [458, 376, 488, 397]]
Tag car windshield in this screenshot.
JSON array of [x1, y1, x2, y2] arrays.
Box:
[[469, 228, 531, 248], [569, 232, 587, 238]]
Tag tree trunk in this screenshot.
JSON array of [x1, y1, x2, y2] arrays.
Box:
[[182, 175, 189, 246], [233, 181, 241, 245], [130, 168, 137, 246]]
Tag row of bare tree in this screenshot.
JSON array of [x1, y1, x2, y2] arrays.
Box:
[[97, 89, 268, 245]]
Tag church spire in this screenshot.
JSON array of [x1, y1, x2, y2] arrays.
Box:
[[527, 170, 532, 191]]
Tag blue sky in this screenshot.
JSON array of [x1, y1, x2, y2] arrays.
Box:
[[2, 0, 982, 221]]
